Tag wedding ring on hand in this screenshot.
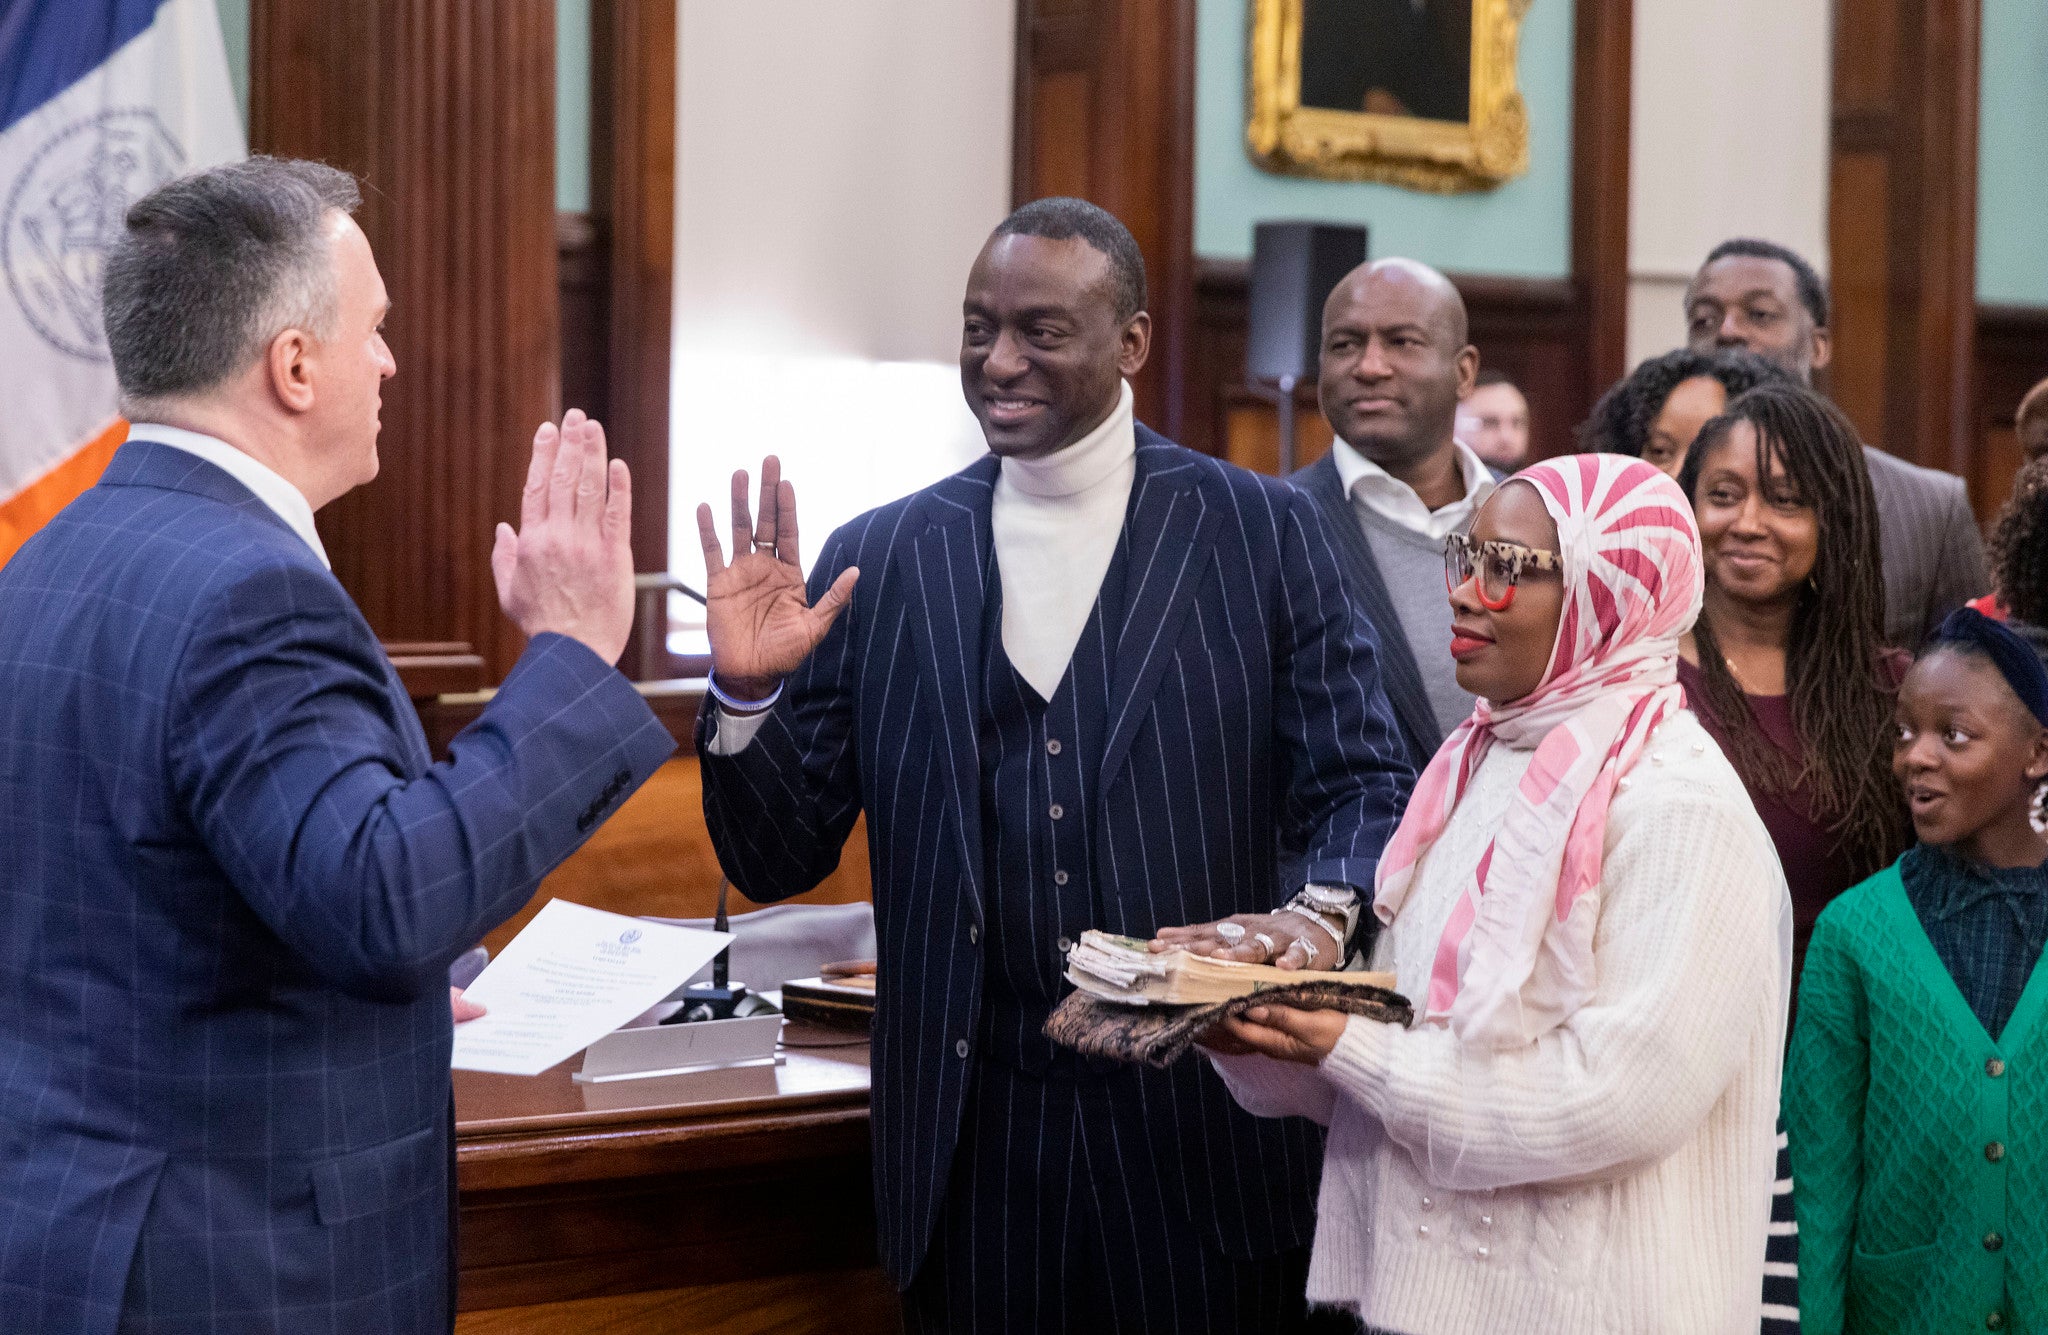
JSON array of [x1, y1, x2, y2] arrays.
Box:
[[1215, 922, 1246, 944], [1252, 932, 1277, 958]]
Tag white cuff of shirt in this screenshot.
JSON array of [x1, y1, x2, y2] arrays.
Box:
[[705, 703, 772, 756]]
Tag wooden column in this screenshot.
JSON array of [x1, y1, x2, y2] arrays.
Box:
[[1829, 0, 1980, 474], [1107, 0, 1631, 469], [1571, 0, 1632, 422], [248, 1, 560, 681], [1012, 0, 1198, 439], [590, 0, 675, 579]]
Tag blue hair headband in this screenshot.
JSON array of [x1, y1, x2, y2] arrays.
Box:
[[1930, 607, 2048, 728]]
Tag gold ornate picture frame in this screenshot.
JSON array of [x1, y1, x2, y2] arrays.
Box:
[[1247, 0, 1532, 193]]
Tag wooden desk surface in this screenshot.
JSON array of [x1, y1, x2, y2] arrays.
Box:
[[455, 1027, 872, 1192], [452, 1023, 896, 1331], [457, 1024, 870, 1137]]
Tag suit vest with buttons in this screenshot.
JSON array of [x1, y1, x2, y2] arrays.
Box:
[[976, 534, 1128, 1074]]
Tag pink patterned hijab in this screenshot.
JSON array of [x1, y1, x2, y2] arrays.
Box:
[[1372, 455, 1705, 1048]]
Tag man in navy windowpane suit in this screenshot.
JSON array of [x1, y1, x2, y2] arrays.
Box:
[[696, 199, 1414, 1331], [0, 158, 673, 1333]]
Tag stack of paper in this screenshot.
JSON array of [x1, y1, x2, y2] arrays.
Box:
[[1065, 930, 1393, 1006], [451, 900, 732, 1076]]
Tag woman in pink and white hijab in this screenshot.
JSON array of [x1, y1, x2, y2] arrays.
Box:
[[1205, 455, 1793, 1335]]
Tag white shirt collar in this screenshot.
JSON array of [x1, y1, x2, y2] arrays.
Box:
[[128, 423, 331, 569], [998, 380, 1136, 499], [1330, 435, 1497, 541]]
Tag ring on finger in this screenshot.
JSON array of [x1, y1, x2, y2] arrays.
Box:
[[1296, 936, 1320, 966], [1252, 932, 1278, 958], [1215, 922, 1246, 944]]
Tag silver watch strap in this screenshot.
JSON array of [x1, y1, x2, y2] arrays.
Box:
[[1291, 884, 1361, 957]]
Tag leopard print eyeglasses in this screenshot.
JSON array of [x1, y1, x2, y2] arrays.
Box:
[[1443, 532, 1563, 611]]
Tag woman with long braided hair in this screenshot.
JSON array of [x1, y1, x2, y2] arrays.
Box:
[[1676, 381, 1909, 974], [1677, 382, 1910, 1335]]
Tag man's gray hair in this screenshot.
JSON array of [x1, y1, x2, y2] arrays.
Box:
[[101, 156, 362, 411]]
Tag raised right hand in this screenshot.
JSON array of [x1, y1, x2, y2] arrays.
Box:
[[695, 456, 859, 698], [490, 409, 636, 665]]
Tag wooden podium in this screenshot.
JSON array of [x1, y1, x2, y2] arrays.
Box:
[[453, 1023, 898, 1333]]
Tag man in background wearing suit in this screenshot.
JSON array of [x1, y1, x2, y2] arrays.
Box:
[[1685, 237, 1987, 647], [0, 158, 674, 1334], [1292, 258, 1497, 771], [694, 198, 1413, 1332]]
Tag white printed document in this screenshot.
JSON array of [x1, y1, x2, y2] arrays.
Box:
[[452, 899, 732, 1076]]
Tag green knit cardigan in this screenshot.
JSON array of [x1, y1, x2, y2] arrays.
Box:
[[1788, 861, 2048, 1334]]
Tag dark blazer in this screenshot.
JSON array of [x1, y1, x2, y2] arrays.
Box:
[[699, 427, 1414, 1286], [1863, 445, 1988, 650], [1289, 451, 1445, 769], [0, 442, 674, 1335]]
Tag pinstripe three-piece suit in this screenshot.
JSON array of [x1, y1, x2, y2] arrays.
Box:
[[0, 441, 675, 1334], [700, 427, 1414, 1331]]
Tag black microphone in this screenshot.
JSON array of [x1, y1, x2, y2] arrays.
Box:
[[664, 876, 780, 1023], [711, 873, 734, 992]]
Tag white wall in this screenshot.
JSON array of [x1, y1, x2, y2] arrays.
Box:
[[1625, 1, 1833, 368], [669, 0, 1015, 636]]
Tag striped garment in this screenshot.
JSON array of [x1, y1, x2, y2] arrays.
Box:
[[0, 442, 674, 1333], [1215, 711, 1791, 1333], [1764, 1125, 1801, 1332], [1373, 455, 1706, 1048], [699, 428, 1415, 1288]]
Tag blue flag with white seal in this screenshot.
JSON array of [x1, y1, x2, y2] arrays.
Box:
[[0, 0, 243, 565]]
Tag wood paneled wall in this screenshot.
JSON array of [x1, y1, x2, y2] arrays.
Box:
[[249, 1, 561, 681], [411, 692, 874, 950], [1187, 263, 1596, 471], [1828, 0, 1981, 476], [590, 0, 676, 578], [558, 211, 609, 427], [1974, 305, 2048, 521], [1162, 0, 1632, 472], [480, 758, 874, 960], [1013, 0, 1198, 438], [1570, 0, 1633, 416]]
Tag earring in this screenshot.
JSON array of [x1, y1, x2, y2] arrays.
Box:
[[2030, 782, 2048, 836]]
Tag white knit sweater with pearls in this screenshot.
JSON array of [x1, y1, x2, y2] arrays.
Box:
[[1212, 711, 1790, 1335]]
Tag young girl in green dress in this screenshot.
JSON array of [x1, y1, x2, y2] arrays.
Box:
[[1789, 607, 2048, 1334]]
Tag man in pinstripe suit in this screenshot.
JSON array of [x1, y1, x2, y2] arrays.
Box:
[[696, 199, 1413, 1332], [0, 159, 673, 1333], [1686, 238, 1988, 648]]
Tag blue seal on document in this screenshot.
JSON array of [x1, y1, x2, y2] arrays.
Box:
[[619, 928, 643, 945], [3, 108, 186, 362]]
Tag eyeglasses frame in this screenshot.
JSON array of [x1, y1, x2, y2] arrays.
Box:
[[1443, 532, 1564, 612]]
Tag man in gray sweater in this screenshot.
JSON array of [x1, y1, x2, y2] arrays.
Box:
[[1291, 258, 1497, 769]]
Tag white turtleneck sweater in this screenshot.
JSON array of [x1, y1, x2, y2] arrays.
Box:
[[1210, 711, 1790, 1334], [990, 379, 1135, 697], [708, 382, 1136, 750]]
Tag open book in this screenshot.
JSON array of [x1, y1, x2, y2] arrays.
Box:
[[1065, 930, 1396, 1006]]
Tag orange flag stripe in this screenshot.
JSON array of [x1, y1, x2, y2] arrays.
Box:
[[0, 419, 129, 570]]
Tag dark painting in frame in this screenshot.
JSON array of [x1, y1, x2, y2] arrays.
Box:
[[1248, 0, 1531, 192]]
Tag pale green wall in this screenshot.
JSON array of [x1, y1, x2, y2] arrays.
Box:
[[556, 0, 591, 213], [1979, 0, 2048, 305], [210, 0, 591, 214], [1195, 0, 1575, 276], [215, 0, 248, 123]]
